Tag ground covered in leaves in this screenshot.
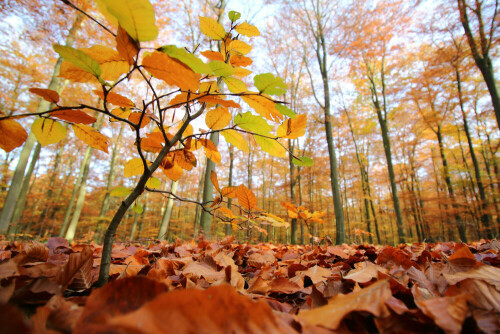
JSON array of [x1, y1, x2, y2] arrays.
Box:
[[0, 237, 499, 333]]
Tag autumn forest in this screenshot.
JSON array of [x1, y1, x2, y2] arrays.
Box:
[[0, 0, 499, 332]]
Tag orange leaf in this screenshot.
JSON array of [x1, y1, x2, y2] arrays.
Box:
[[160, 157, 183, 181], [72, 124, 109, 153], [116, 25, 138, 65], [205, 106, 231, 130], [93, 90, 135, 107], [221, 186, 237, 198], [297, 279, 392, 330], [141, 131, 165, 152], [281, 201, 298, 213], [128, 112, 151, 128], [104, 285, 294, 333], [0, 119, 28, 152], [211, 170, 220, 192], [142, 51, 200, 91], [197, 96, 240, 109], [229, 54, 253, 67], [200, 50, 225, 61], [242, 94, 282, 122], [75, 276, 168, 333], [236, 184, 256, 210], [29, 88, 60, 104], [51, 110, 96, 124]]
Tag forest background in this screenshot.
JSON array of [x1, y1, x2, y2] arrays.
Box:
[[0, 0, 499, 247]]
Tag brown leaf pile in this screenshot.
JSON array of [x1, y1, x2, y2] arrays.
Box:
[[1, 237, 499, 333]]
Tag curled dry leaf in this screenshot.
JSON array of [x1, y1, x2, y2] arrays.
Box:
[[296, 279, 392, 330]]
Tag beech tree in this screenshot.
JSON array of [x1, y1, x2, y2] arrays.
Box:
[[0, 0, 309, 285]]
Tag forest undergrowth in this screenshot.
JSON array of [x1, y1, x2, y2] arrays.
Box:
[[0, 237, 499, 333]]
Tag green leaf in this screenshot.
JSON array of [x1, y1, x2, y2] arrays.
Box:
[[132, 203, 144, 214], [100, 0, 158, 41], [275, 103, 296, 118], [234, 111, 272, 135], [254, 73, 287, 95], [254, 136, 287, 158], [159, 45, 211, 74], [53, 45, 101, 78], [228, 11, 241, 22], [110, 186, 132, 197], [209, 61, 235, 77], [146, 177, 161, 189], [292, 156, 313, 167]]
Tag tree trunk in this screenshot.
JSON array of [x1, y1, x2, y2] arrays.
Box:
[[10, 143, 41, 226], [457, 0, 500, 130], [225, 145, 234, 236], [436, 126, 467, 241], [198, 0, 226, 239], [456, 67, 493, 238], [158, 180, 178, 239]]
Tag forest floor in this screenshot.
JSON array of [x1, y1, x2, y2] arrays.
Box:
[[0, 237, 499, 333]]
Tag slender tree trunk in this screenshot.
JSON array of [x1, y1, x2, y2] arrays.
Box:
[[199, 0, 226, 239], [456, 68, 493, 238], [193, 157, 206, 237], [59, 146, 92, 237], [225, 145, 234, 236], [158, 180, 178, 239], [436, 127, 467, 241], [457, 0, 500, 130], [0, 13, 84, 234], [10, 143, 41, 226], [288, 140, 298, 244]]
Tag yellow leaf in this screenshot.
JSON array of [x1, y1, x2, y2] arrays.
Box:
[[59, 61, 98, 84], [236, 184, 256, 210], [72, 124, 109, 153], [233, 67, 252, 78], [205, 147, 221, 164], [31, 118, 66, 147], [160, 159, 183, 181], [93, 90, 135, 107], [0, 119, 28, 152], [242, 95, 282, 122], [221, 129, 249, 152], [277, 114, 307, 139], [235, 22, 260, 37], [205, 106, 231, 130], [254, 136, 287, 158], [199, 16, 226, 40], [199, 139, 221, 164], [222, 77, 247, 93], [228, 40, 252, 55], [99, 0, 158, 42], [142, 51, 200, 91], [146, 177, 161, 189], [199, 81, 219, 94], [110, 108, 132, 122], [83, 45, 129, 81], [124, 157, 151, 177], [175, 122, 193, 138]]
